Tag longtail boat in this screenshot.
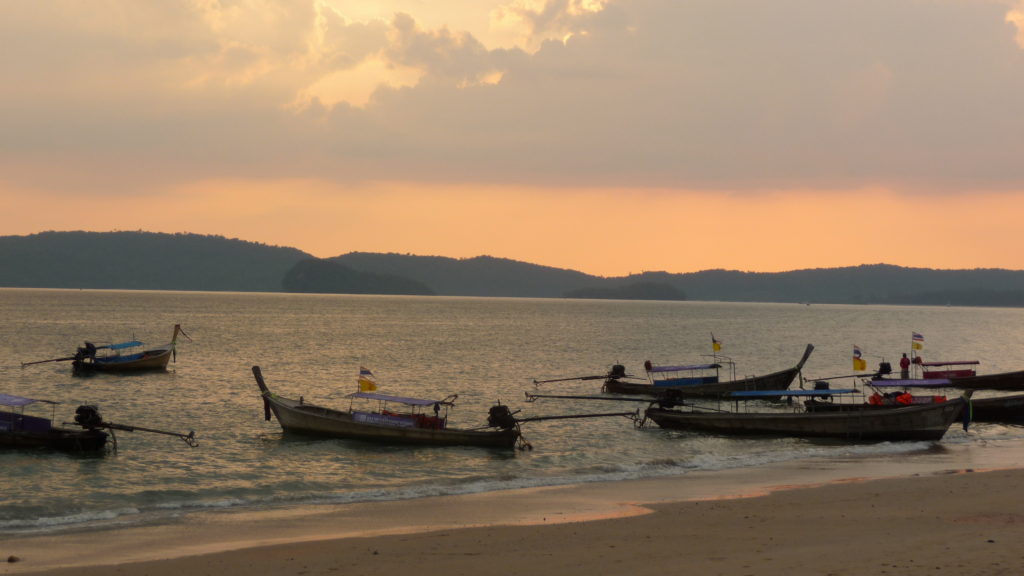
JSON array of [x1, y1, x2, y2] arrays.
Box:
[[896, 358, 1024, 392], [948, 370, 1024, 391], [0, 393, 107, 451], [602, 344, 814, 397], [252, 366, 523, 449], [22, 324, 191, 375], [865, 378, 1024, 423], [644, 389, 969, 441], [0, 393, 197, 452], [967, 394, 1024, 423]]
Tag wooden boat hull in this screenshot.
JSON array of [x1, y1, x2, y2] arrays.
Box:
[[0, 428, 108, 452], [604, 344, 814, 398], [807, 395, 1024, 424], [645, 397, 967, 441], [948, 371, 1024, 392], [967, 394, 1024, 423], [265, 394, 519, 448], [74, 347, 173, 374], [2, 397, 109, 452], [72, 325, 185, 374]]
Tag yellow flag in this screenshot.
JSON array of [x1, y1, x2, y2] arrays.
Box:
[[358, 367, 377, 391], [712, 334, 722, 352], [853, 345, 866, 371]]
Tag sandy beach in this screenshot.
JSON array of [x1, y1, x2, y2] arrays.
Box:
[[5, 440, 1024, 576]]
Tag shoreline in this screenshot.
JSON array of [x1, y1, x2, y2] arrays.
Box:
[[6, 438, 1024, 575]]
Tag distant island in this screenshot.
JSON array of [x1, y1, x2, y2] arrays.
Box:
[[282, 259, 434, 295], [563, 281, 687, 301], [2, 231, 1024, 306]]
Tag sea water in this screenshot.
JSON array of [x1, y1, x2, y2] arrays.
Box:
[[1, 288, 1023, 536]]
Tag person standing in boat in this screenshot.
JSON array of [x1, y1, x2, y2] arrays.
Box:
[[899, 353, 911, 379]]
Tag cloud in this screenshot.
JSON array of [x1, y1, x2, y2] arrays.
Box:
[[490, 0, 609, 50], [2, 0, 1023, 197], [1009, 1, 1024, 47]]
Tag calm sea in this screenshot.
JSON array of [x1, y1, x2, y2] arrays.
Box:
[[2, 289, 1023, 536]]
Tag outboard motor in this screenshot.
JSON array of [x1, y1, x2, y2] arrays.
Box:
[[74, 405, 104, 429], [608, 364, 627, 380], [487, 404, 518, 429]]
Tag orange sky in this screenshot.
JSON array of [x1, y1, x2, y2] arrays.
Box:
[[2, 1, 1024, 277]]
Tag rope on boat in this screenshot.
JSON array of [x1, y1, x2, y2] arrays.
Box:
[[637, 412, 649, 429], [515, 422, 532, 451]]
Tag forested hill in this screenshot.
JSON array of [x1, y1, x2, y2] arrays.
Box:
[[623, 266, 1024, 305], [0, 231, 312, 292], [333, 255, 1024, 305], [330, 253, 595, 298], [3, 232, 1024, 306]]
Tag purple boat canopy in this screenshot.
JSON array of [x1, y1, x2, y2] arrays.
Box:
[[0, 393, 57, 407], [345, 391, 451, 406], [871, 379, 952, 388], [647, 363, 721, 373]]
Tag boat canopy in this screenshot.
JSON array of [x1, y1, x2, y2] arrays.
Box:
[[729, 389, 859, 398], [0, 393, 56, 407], [871, 379, 952, 388], [647, 363, 721, 373], [918, 360, 979, 367], [345, 391, 446, 406], [107, 340, 144, 350]]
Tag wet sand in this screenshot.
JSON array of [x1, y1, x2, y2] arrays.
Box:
[[5, 440, 1024, 576]]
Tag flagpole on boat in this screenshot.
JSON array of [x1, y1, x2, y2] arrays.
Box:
[[910, 331, 924, 379], [710, 332, 722, 379], [910, 332, 915, 378]]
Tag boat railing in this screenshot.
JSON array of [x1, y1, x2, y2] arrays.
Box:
[[353, 411, 418, 428], [701, 355, 736, 381], [717, 388, 862, 413], [913, 359, 980, 379], [645, 362, 724, 386]]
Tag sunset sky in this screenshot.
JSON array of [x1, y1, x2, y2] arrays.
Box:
[[3, 0, 1024, 277]]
